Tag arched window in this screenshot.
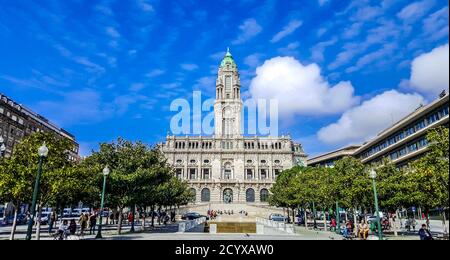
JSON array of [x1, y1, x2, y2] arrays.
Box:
[[246, 188, 255, 202], [189, 188, 197, 202], [201, 188, 210, 202], [260, 189, 269, 203], [223, 188, 233, 203]]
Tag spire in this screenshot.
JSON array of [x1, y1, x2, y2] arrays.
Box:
[[220, 47, 236, 68], [226, 47, 232, 57]]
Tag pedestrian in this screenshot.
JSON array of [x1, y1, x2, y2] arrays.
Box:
[[419, 224, 433, 240], [171, 210, 176, 222], [79, 213, 88, 235], [163, 213, 169, 226], [330, 218, 337, 232], [69, 219, 77, 235], [346, 220, 353, 235], [358, 220, 369, 240], [411, 218, 416, 232], [128, 212, 133, 225], [57, 220, 69, 240], [48, 211, 56, 234], [89, 212, 97, 235]]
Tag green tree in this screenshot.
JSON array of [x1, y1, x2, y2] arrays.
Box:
[[334, 156, 371, 233], [410, 126, 449, 229], [86, 138, 176, 234], [0, 132, 86, 240]]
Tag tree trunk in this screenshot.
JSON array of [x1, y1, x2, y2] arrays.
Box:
[[9, 206, 18, 240], [36, 205, 42, 240], [304, 209, 308, 230], [323, 210, 327, 231], [117, 207, 123, 234], [353, 208, 358, 236], [442, 210, 448, 234], [142, 207, 146, 230]]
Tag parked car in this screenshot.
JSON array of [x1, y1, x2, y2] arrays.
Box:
[[4, 214, 28, 225], [39, 212, 53, 225], [269, 213, 287, 222], [181, 212, 207, 220]]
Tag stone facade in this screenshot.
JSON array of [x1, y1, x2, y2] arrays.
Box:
[[161, 50, 307, 205], [0, 92, 79, 160]]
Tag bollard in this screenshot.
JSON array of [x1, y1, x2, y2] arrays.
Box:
[[210, 224, 217, 234], [257, 224, 264, 235], [178, 222, 186, 233]]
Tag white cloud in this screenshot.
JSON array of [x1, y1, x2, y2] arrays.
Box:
[[244, 53, 264, 68], [146, 69, 165, 77], [397, 0, 435, 24], [232, 18, 262, 45], [409, 44, 449, 98], [318, 90, 425, 145], [353, 6, 383, 21], [342, 22, 363, 39], [137, 0, 154, 12], [422, 7, 449, 41], [271, 20, 303, 43], [35, 90, 114, 126], [318, 0, 330, 6], [194, 76, 216, 94], [106, 27, 120, 38], [329, 20, 400, 70], [310, 38, 337, 62], [210, 51, 226, 61], [277, 42, 300, 56], [346, 43, 397, 73], [130, 83, 145, 92], [181, 63, 199, 71], [249, 57, 359, 117]]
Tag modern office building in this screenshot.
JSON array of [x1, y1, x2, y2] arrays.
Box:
[[0, 92, 80, 161], [354, 92, 448, 167], [307, 145, 361, 167], [308, 92, 449, 167]]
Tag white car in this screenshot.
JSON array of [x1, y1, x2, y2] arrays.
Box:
[[269, 213, 287, 222]]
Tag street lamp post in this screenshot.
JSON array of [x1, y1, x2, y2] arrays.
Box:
[[26, 143, 49, 240], [96, 166, 110, 239], [370, 169, 383, 240], [336, 201, 340, 234]]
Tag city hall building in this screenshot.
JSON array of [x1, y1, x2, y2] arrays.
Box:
[[161, 50, 307, 206]]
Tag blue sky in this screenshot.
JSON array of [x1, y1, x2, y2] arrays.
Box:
[[0, 0, 448, 157]]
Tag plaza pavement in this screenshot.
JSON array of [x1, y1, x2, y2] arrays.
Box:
[[1, 218, 447, 240]]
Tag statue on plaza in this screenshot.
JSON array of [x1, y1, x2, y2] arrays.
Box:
[[223, 189, 233, 204]]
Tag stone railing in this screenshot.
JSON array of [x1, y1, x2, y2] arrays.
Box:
[[256, 218, 295, 234], [178, 217, 207, 233]]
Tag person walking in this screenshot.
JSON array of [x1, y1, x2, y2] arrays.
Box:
[[419, 224, 433, 240], [48, 211, 56, 234], [89, 212, 97, 235], [79, 213, 88, 236]]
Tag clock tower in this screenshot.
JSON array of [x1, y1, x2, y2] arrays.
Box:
[[214, 48, 243, 138]]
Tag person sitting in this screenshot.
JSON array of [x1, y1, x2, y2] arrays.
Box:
[[358, 221, 369, 240], [418, 224, 433, 240], [57, 220, 69, 240]]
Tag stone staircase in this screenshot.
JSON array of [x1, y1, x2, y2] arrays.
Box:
[[178, 203, 284, 219]]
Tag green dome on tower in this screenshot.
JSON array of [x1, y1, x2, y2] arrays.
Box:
[[220, 47, 236, 68]]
